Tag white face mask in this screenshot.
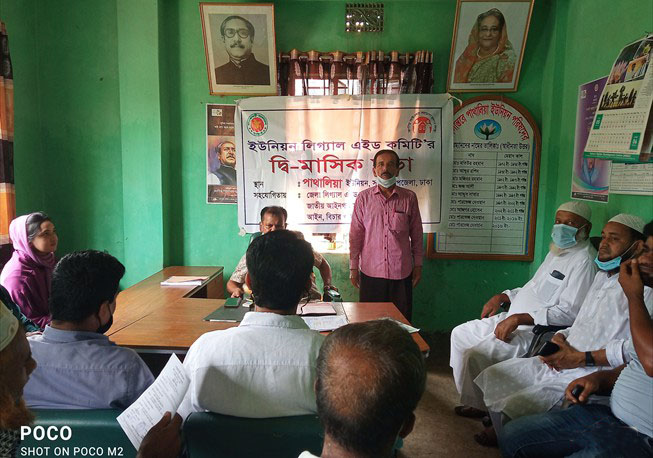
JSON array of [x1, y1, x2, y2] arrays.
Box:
[[375, 175, 397, 188]]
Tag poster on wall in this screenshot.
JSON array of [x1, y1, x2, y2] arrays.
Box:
[[585, 35, 653, 162], [447, 0, 535, 93], [234, 94, 454, 233], [428, 96, 541, 261], [200, 3, 277, 96], [207, 104, 237, 204], [610, 162, 653, 195], [571, 76, 610, 202]]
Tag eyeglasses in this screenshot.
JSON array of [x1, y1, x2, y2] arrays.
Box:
[[223, 28, 250, 39], [480, 26, 500, 34]]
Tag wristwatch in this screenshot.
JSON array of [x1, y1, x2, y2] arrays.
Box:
[[585, 351, 595, 367]]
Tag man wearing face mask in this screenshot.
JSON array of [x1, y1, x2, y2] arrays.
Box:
[[349, 149, 423, 320], [450, 201, 597, 419], [22, 250, 154, 409], [472, 214, 652, 444]]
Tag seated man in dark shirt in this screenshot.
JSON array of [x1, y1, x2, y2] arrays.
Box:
[[215, 15, 270, 86]]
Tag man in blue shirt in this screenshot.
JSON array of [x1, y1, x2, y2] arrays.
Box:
[[499, 220, 653, 457], [23, 250, 154, 409]]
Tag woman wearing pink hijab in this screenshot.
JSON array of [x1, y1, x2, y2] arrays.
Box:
[[0, 212, 58, 328]]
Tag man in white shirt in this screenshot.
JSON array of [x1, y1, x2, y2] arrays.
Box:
[[180, 230, 325, 418], [299, 320, 426, 458], [499, 220, 653, 457], [450, 201, 597, 417], [473, 214, 651, 445]]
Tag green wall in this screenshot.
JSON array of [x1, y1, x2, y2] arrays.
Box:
[[544, 0, 653, 238], [1, 0, 651, 331]]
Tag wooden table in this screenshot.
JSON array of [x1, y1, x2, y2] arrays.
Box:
[[108, 266, 224, 338], [108, 266, 429, 354]]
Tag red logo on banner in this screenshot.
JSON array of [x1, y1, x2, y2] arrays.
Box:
[[408, 112, 436, 135], [247, 113, 268, 136]]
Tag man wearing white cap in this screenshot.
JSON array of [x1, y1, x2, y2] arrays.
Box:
[[473, 213, 652, 444], [0, 301, 37, 456], [451, 201, 597, 418]]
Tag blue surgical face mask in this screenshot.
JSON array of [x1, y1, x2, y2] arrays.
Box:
[[594, 241, 637, 271], [551, 224, 582, 249], [375, 175, 397, 188]]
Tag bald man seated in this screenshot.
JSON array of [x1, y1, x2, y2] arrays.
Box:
[[450, 201, 598, 417], [299, 320, 426, 458]]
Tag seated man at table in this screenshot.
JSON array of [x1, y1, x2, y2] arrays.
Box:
[[227, 206, 337, 300], [299, 320, 426, 458], [450, 201, 597, 417], [499, 220, 653, 457], [180, 230, 325, 417], [23, 250, 154, 409]]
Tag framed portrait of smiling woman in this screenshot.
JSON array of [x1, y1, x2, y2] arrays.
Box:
[[200, 3, 277, 95], [447, 0, 534, 93]]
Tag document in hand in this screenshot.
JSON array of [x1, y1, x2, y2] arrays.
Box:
[[160, 276, 208, 286], [117, 354, 189, 451]]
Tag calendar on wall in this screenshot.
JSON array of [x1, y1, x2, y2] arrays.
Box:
[[584, 34, 653, 163]]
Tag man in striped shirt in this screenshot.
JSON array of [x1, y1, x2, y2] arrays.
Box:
[[349, 149, 424, 320]]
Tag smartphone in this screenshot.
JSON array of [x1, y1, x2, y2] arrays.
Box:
[[537, 341, 560, 357]]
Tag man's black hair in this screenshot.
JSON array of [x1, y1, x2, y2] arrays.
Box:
[[642, 220, 652, 239], [25, 212, 52, 242], [246, 230, 313, 311], [316, 320, 426, 457], [260, 206, 288, 223], [372, 149, 400, 167], [49, 250, 125, 322], [220, 15, 255, 39]]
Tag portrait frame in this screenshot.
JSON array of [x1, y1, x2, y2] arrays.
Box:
[[446, 0, 534, 93], [200, 3, 277, 96]]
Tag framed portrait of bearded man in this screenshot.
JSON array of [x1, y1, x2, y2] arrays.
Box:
[[200, 3, 277, 95], [447, 0, 534, 92]]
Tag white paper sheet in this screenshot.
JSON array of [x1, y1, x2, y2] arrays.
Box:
[[301, 314, 348, 331], [117, 354, 189, 451]]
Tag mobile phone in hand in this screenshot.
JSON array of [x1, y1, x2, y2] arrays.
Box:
[[537, 341, 560, 357]]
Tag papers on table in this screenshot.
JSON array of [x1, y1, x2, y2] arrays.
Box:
[[160, 276, 208, 286], [297, 302, 337, 316], [117, 354, 189, 451], [302, 314, 348, 331]]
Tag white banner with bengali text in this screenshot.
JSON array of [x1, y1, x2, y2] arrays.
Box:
[[235, 94, 453, 233]]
